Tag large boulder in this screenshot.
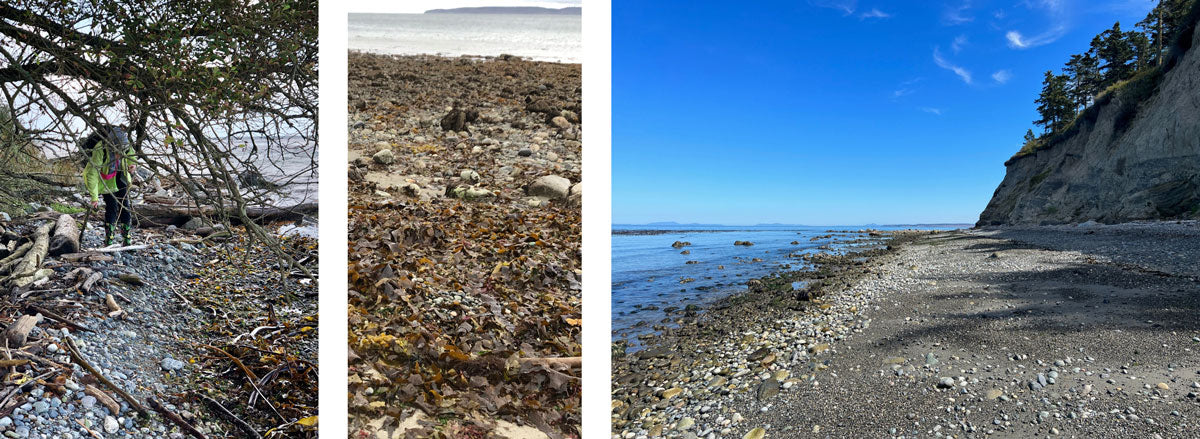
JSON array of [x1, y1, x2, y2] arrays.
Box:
[[527, 175, 571, 200], [373, 149, 395, 165]]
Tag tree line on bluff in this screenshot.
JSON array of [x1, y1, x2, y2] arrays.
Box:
[[1025, 0, 1195, 146]]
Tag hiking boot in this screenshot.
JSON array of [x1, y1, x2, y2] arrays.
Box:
[[104, 224, 115, 246], [121, 224, 132, 246]]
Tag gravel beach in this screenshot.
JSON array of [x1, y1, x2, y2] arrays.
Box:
[[612, 222, 1200, 438], [347, 53, 582, 438], [0, 222, 318, 438]]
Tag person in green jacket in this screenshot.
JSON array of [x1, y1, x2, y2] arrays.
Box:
[[81, 126, 137, 246]]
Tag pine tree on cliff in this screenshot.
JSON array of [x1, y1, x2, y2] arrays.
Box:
[[1034, 71, 1074, 134], [1097, 22, 1135, 87], [1127, 30, 1153, 72], [1063, 52, 1101, 111], [1139, 0, 1197, 63], [1023, 129, 1037, 145]]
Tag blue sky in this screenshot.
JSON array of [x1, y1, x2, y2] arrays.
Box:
[[613, 0, 1159, 226]]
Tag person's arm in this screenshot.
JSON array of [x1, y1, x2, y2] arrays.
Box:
[[83, 157, 101, 203], [123, 146, 137, 173]]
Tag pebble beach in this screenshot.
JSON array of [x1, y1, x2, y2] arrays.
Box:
[[612, 222, 1200, 438]]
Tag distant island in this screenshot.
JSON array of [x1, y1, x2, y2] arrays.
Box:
[[424, 6, 581, 15]]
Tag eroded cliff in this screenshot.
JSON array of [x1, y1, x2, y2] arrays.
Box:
[[978, 14, 1200, 226]]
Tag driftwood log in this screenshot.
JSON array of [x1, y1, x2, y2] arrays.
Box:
[[7, 221, 52, 287], [0, 242, 30, 269], [135, 202, 318, 227], [149, 397, 209, 439], [59, 253, 115, 263], [83, 385, 121, 415], [519, 356, 583, 368], [4, 314, 42, 347], [49, 214, 80, 256]]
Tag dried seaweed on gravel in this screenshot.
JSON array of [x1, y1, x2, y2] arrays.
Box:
[[180, 232, 319, 438], [347, 53, 582, 438]]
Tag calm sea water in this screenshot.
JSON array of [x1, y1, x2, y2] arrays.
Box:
[[611, 225, 963, 343], [348, 13, 582, 63]]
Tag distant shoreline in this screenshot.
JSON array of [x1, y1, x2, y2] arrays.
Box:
[[423, 6, 581, 15], [346, 50, 581, 66]]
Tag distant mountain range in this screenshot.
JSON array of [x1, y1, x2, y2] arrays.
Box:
[[425, 6, 581, 15]]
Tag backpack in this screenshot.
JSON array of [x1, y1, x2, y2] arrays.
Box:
[[80, 126, 131, 183]]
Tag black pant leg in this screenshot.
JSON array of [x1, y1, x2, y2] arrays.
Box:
[[114, 186, 132, 226], [102, 192, 118, 225]]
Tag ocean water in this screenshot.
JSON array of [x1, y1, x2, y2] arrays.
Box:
[[611, 225, 962, 343], [348, 13, 581, 63]]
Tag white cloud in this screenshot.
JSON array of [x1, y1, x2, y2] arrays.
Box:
[[933, 48, 972, 84], [943, 1, 974, 25], [919, 107, 944, 115], [810, 0, 856, 15], [1006, 26, 1066, 49], [951, 35, 968, 53], [860, 8, 891, 19], [992, 69, 1013, 84]]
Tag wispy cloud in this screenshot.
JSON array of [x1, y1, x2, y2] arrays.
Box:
[[933, 48, 972, 84], [810, 0, 856, 15], [1021, 0, 1065, 14], [1005, 26, 1066, 49], [951, 35, 968, 53], [919, 107, 944, 115], [892, 77, 922, 98], [942, 1, 974, 25], [992, 69, 1013, 84], [1005, 0, 1070, 49], [860, 8, 891, 19]]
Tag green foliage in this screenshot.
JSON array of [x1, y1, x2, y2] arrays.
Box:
[[1015, 0, 1197, 159], [1034, 71, 1074, 133], [50, 202, 83, 214], [1097, 22, 1136, 87], [1111, 66, 1165, 133], [1064, 52, 1101, 110]]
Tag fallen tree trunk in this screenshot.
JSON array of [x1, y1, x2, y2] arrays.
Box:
[[135, 202, 318, 227], [49, 214, 80, 256]]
